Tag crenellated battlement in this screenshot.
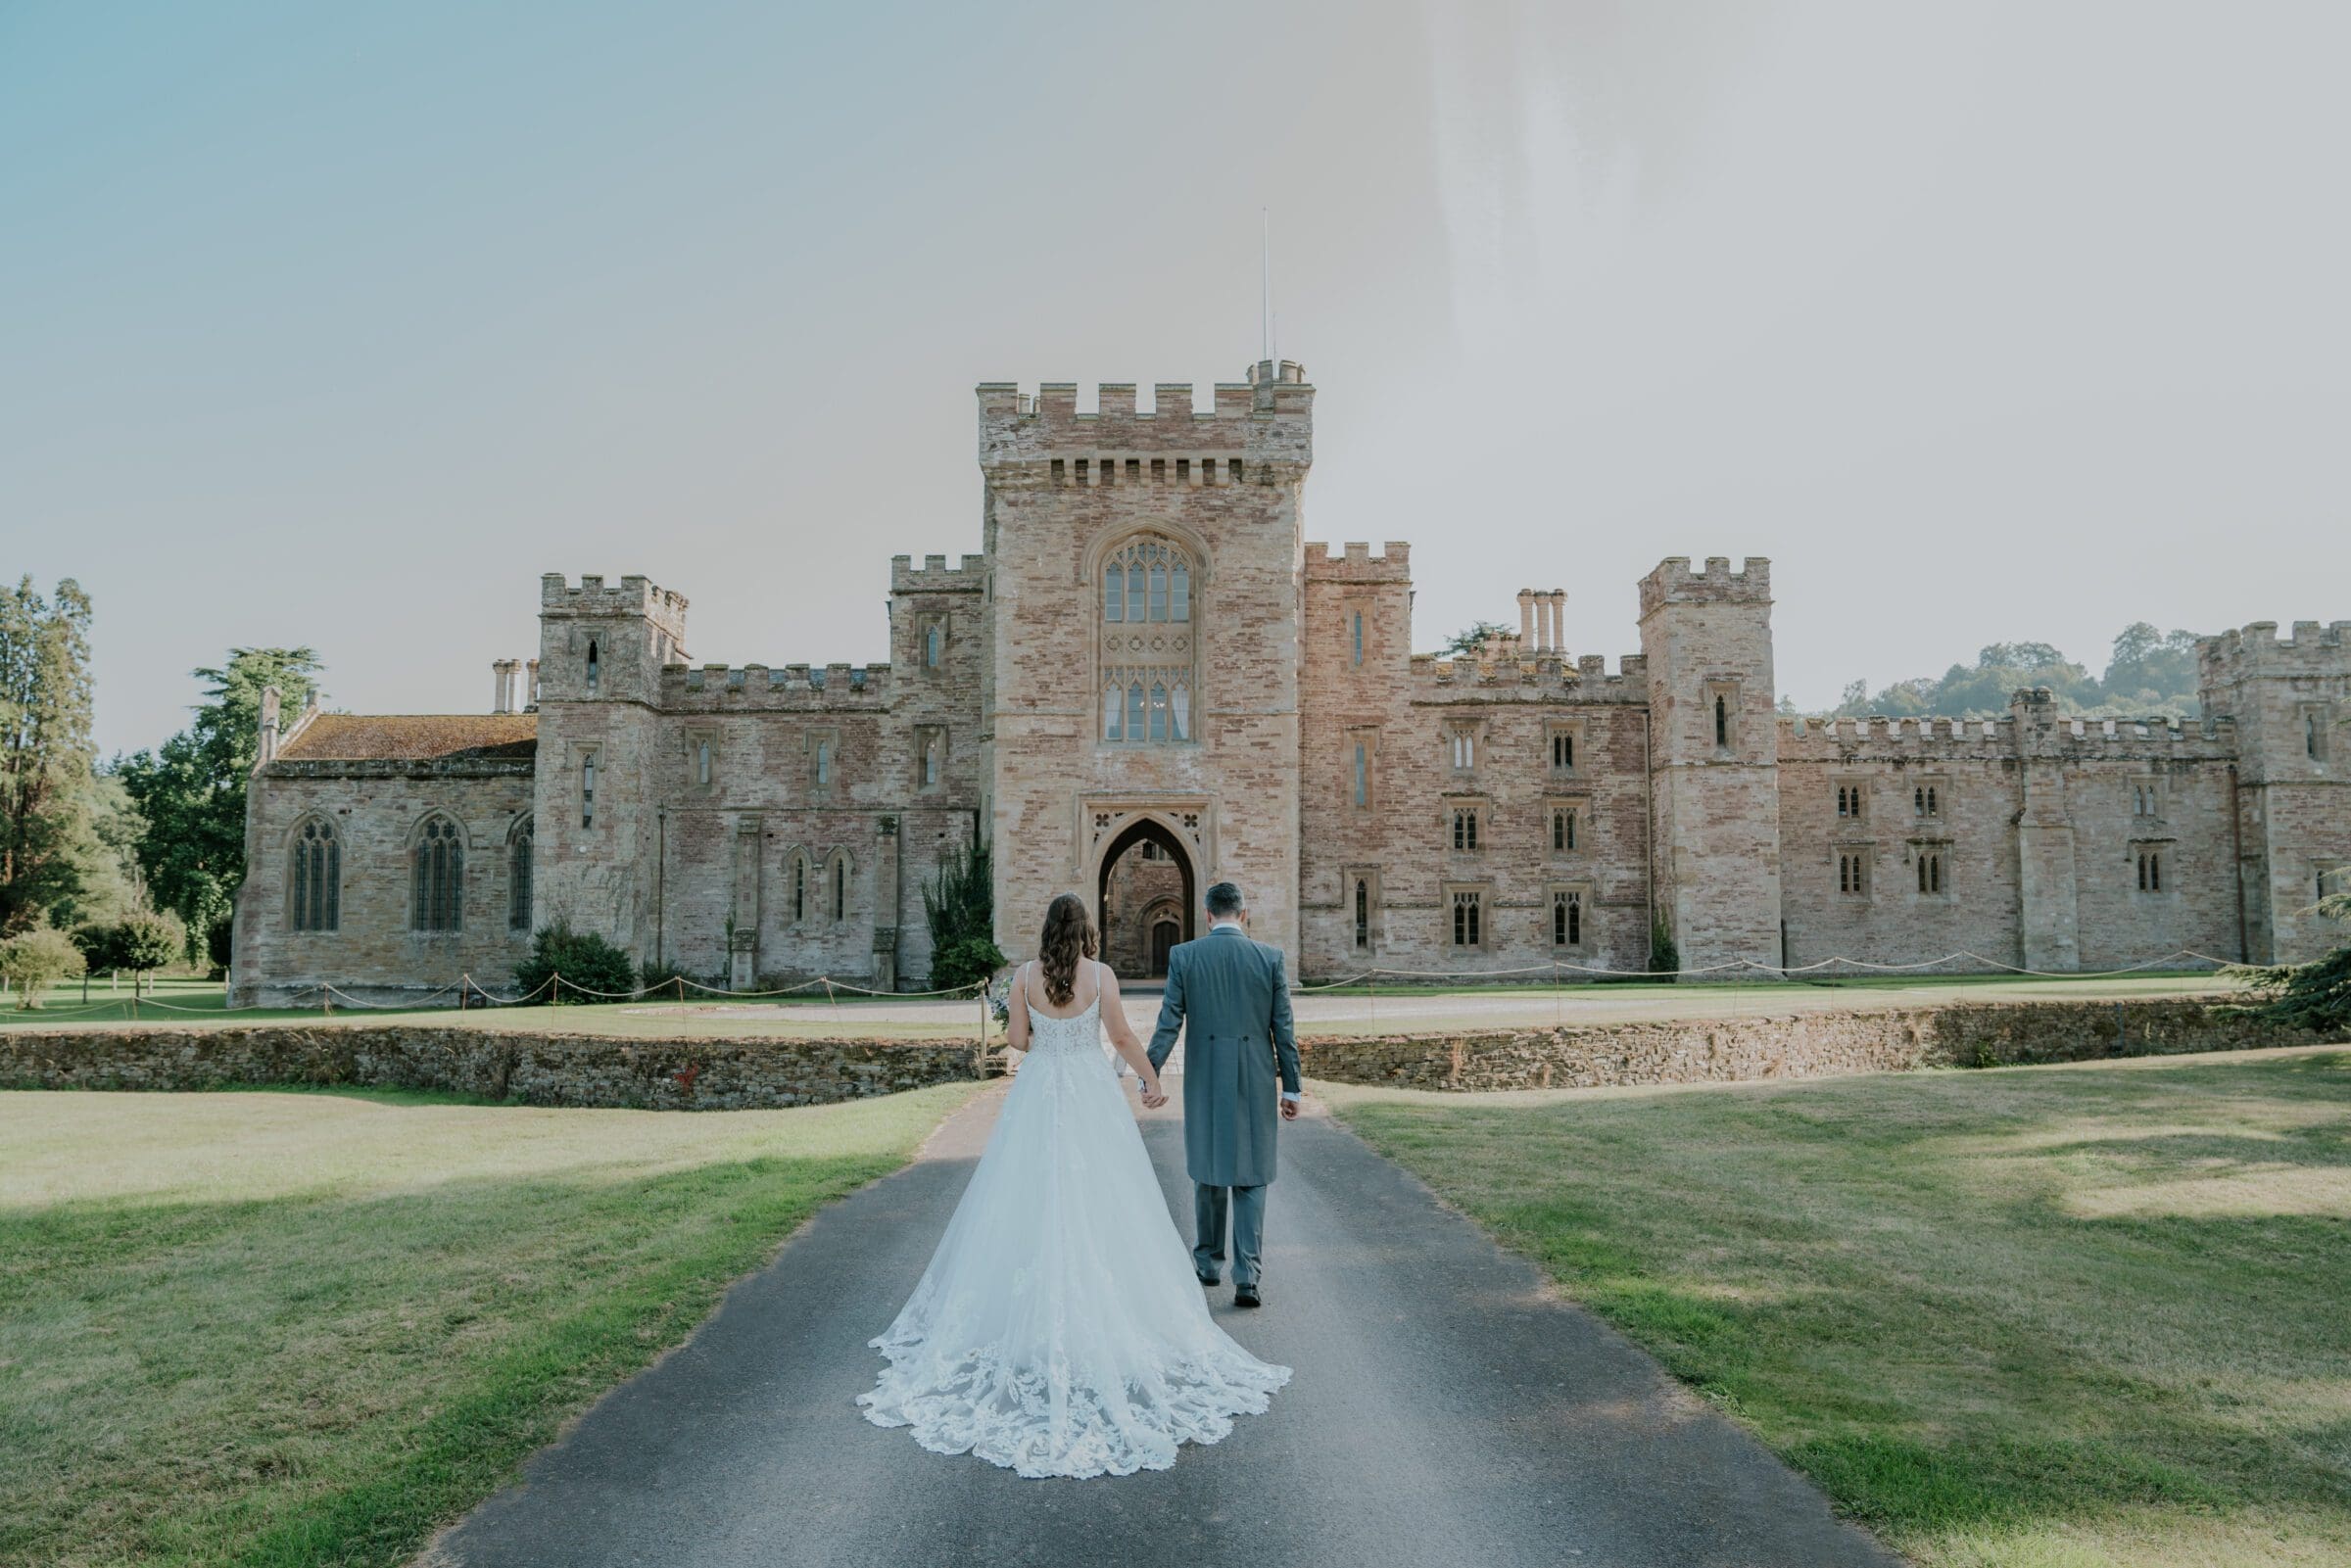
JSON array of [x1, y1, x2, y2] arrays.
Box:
[[2198, 617, 2351, 688], [661, 659, 892, 709], [889, 553, 988, 594], [539, 573, 690, 636], [1636, 556, 1772, 618], [1303, 541, 1412, 581], [978, 361, 1314, 469], [1407, 649, 1651, 703], [1777, 709, 2237, 764]]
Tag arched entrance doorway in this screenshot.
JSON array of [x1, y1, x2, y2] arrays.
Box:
[[1096, 818, 1195, 978]]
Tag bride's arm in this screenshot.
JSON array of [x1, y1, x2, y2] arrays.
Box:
[[1004, 962, 1031, 1055], [1095, 963, 1166, 1104]]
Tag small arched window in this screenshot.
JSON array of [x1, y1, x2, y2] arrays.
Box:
[[921, 734, 940, 787], [585, 640, 600, 692], [2310, 713, 2323, 759], [833, 854, 848, 921], [814, 738, 833, 787], [411, 816, 464, 932], [508, 817, 534, 930], [290, 819, 339, 932], [581, 755, 596, 829], [1353, 743, 1367, 808], [1355, 879, 1369, 948], [1714, 694, 1728, 747], [792, 854, 808, 923], [696, 740, 711, 786], [1352, 611, 1364, 667], [925, 623, 943, 667]]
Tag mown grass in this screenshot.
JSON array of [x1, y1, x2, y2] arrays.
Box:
[[1324, 1047, 2351, 1567], [0, 1081, 978, 1568], [0, 973, 2240, 1041]]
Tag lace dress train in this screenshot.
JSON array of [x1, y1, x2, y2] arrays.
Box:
[[857, 993, 1290, 1478]]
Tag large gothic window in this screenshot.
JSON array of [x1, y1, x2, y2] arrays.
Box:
[[411, 815, 464, 932], [1099, 536, 1197, 745], [507, 817, 534, 930], [290, 819, 339, 932]]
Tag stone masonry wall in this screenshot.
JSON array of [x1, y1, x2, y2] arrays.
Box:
[[233, 766, 537, 1007], [1298, 997, 2325, 1092], [1, 1025, 981, 1110]]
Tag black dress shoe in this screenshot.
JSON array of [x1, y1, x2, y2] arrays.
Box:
[[1197, 1273, 1221, 1288], [1233, 1283, 1262, 1308]]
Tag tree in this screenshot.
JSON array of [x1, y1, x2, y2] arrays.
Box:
[[923, 836, 1003, 991], [512, 920, 637, 1005], [0, 926, 84, 1008], [114, 909, 187, 993], [2226, 893, 2351, 1035], [2100, 623, 2204, 713], [120, 647, 324, 959], [1435, 620, 1512, 657], [1822, 625, 2204, 721], [0, 578, 97, 935]]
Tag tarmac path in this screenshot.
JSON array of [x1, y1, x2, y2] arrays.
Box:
[[427, 1084, 1898, 1568]]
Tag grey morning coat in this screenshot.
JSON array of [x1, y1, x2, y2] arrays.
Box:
[[1145, 927, 1304, 1188]]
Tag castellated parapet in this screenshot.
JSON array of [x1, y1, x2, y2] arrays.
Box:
[[977, 360, 1314, 476], [228, 365, 2347, 1009], [539, 573, 690, 640], [1636, 555, 1772, 617]]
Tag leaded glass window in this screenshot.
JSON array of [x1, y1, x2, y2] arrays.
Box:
[[411, 816, 463, 932], [291, 820, 339, 932]]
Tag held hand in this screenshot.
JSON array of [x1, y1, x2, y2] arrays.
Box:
[[1280, 1094, 1302, 1121], [1139, 1080, 1169, 1110]]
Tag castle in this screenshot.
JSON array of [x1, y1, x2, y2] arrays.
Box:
[[229, 361, 2351, 1006]]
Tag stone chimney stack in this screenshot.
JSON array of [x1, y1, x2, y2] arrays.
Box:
[[258, 685, 282, 766], [492, 659, 520, 715]]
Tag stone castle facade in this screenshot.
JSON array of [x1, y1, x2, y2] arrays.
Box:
[[229, 361, 2351, 1006]]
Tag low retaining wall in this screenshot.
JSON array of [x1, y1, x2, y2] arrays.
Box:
[[1296, 998, 2327, 1092], [0, 1026, 982, 1110], [1, 1000, 2329, 1108]]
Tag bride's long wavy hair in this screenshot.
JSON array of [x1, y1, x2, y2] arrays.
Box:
[[1037, 892, 1099, 1008]]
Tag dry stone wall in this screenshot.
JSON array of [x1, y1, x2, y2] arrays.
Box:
[[1298, 997, 2322, 1092], [1, 1025, 981, 1110]]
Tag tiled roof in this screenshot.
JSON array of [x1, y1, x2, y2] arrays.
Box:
[[277, 713, 538, 763]]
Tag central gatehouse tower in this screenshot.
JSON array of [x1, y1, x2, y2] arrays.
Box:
[[977, 362, 1315, 966]]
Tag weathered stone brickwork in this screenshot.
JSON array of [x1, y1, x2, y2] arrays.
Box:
[[1, 1025, 981, 1108], [229, 361, 2349, 1007], [1298, 998, 2326, 1092]]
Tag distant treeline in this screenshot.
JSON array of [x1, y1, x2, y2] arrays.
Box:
[[1815, 623, 2204, 721]]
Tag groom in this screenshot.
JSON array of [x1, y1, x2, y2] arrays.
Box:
[[1146, 881, 1303, 1308]]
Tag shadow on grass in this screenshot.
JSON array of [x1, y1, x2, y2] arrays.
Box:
[[0, 1149, 922, 1568]]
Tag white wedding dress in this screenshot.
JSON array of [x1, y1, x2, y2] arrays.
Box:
[[857, 977, 1290, 1478]]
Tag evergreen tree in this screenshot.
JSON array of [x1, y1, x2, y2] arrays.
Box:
[[120, 647, 324, 957], [0, 578, 97, 934]]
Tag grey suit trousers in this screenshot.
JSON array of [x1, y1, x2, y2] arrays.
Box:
[[1193, 1181, 1266, 1288]]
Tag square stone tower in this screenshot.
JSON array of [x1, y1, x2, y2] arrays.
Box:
[[531, 573, 689, 953], [977, 363, 1314, 964], [2199, 620, 2351, 961], [1639, 557, 1783, 973]]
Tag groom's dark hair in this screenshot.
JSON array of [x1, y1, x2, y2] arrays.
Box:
[[1204, 882, 1245, 918]]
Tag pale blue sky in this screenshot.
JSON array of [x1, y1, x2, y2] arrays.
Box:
[[7, 1, 2347, 754]]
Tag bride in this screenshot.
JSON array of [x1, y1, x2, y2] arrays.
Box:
[[857, 892, 1291, 1478]]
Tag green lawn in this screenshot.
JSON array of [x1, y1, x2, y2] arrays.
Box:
[[0, 1081, 978, 1568], [1324, 1047, 2351, 1568], [0, 977, 1001, 1039]]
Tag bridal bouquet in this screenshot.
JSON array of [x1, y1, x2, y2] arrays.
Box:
[[986, 974, 1013, 1027]]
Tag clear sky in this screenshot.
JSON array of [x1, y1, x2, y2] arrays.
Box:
[[8, 0, 2346, 756]]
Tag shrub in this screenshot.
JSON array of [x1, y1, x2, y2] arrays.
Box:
[[512, 921, 638, 1005], [638, 959, 694, 999], [1648, 912, 1680, 981], [2225, 892, 2351, 1034], [70, 921, 123, 972], [1, 927, 86, 1008], [929, 933, 1007, 994], [116, 910, 188, 989]]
